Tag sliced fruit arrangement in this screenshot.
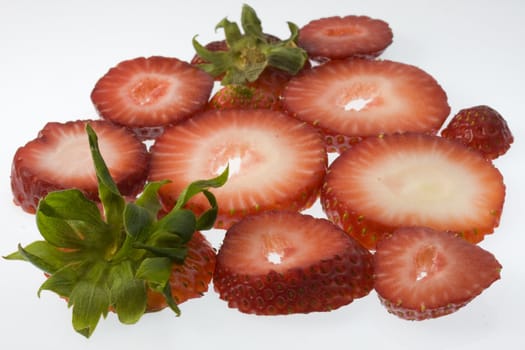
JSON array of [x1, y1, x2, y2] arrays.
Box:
[[374, 226, 502, 320], [282, 59, 451, 152], [148, 109, 328, 229], [6, 125, 227, 337], [91, 56, 214, 139], [298, 15, 393, 62], [11, 120, 149, 214], [321, 133, 506, 250], [441, 105, 514, 160], [213, 210, 374, 315]]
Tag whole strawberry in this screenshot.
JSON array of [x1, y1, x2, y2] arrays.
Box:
[[441, 105, 513, 159]]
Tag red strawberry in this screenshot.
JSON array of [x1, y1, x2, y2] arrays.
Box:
[[282, 59, 451, 152], [11, 120, 149, 214], [207, 84, 282, 111], [374, 226, 502, 320], [213, 210, 374, 315], [298, 15, 393, 61], [441, 105, 513, 160], [148, 109, 327, 229], [91, 56, 214, 139], [146, 231, 216, 311], [321, 133, 506, 250]]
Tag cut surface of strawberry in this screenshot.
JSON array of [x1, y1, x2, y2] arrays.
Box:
[[11, 120, 149, 213], [146, 231, 216, 311], [91, 56, 214, 139], [298, 15, 393, 61], [282, 59, 450, 152], [321, 133, 505, 249], [148, 109, 327, 229], [441, 105, 514, 160], [374, 226, 502, 320], [213, 210, 374, 315]]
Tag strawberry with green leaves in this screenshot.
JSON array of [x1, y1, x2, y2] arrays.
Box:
[[5, 124, 227, 338], [193, 4, 308, 110]]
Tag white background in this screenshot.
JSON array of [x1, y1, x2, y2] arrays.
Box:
[[1, 0, 524, 348]]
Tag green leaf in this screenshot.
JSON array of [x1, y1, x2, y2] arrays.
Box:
[[133, 243, 187, 262], [68, 261, 110, 338], [195, 190, 219, 230], [5, 241, 79, 274], [86, 124, 125, 231], [135, 257, 172, 286], [69, 280, 110, 338], [240, 4, 263, 38], [134, 180, 169, 216], [266, 46, 308, 75], [216, 18, 242, 47], [36, 189, 110, 249], [109, 262, 147, 324], [162, 282, 181, 316], [156, 209, 196, 243], [38, 263, 82, 298], [174, 166, 229, 210], [124, 202, 154, 240]]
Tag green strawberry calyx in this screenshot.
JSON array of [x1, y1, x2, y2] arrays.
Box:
[[192, 4, 308, 85], [5, 124, 228, 338]]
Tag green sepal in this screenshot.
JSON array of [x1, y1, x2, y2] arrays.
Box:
[[240, 4, 263, 38], [68, 261, 110, 338], [155, 209, 196, 243], [134, 180, 170, 216], [195, 190, 220, 230], [38, 262, 83, 298], [133, 243, 187, 262], [124, 202, 155, 240], [36, 189, 110, 250], [215, 17, 242, 46], [136, 257, 172, 286], [109, 261, 147, 324], [86, 124, 125, 231], [174, 166, 229, 210], [162, 282, 181, 316], [5, 241, 79, 274]]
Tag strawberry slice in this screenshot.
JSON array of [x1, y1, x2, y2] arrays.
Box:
[[282, 59, 450, 152], [91, 56, 214, 139], [374, 226, 502, 320], [213, 210, 374, 315], [11, 120, 149, 213], [148, 109, 327, 229], [298, 15, 393, 61], [146, 231, 216, 311], [321, 133, 506, 250]]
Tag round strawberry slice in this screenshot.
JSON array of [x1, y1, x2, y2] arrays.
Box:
[[148, 109, 327, 229], [298, 15, 393, 61], [282, 59, 450, 152], [374, 226, 502, 320], [11, 120, 149, 213], [91, 56, 214, 139], [213, 210, 374, 315], [321, 133, 506, 250]]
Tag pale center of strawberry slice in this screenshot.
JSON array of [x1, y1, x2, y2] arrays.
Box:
[[414, 245, 440, 281], [335, 82, 380, 112], [210, 142, 263, 179], [324, 25, 365, 37], [129, 77, 170, 106]]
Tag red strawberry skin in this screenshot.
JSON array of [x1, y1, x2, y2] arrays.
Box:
[[148, 109, 327, 229], [298, 15, 393, 61], [374, 226, 502, 320], [441, 105, 513, 159], [282, 59, 450, 153], [11, 120, 149, 213], [91, 56, 214, 139], [146, 231, 216, 311], [207, 85, 283, 111], [321, 133, 506, 249], [213, 210, 374, 315]]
